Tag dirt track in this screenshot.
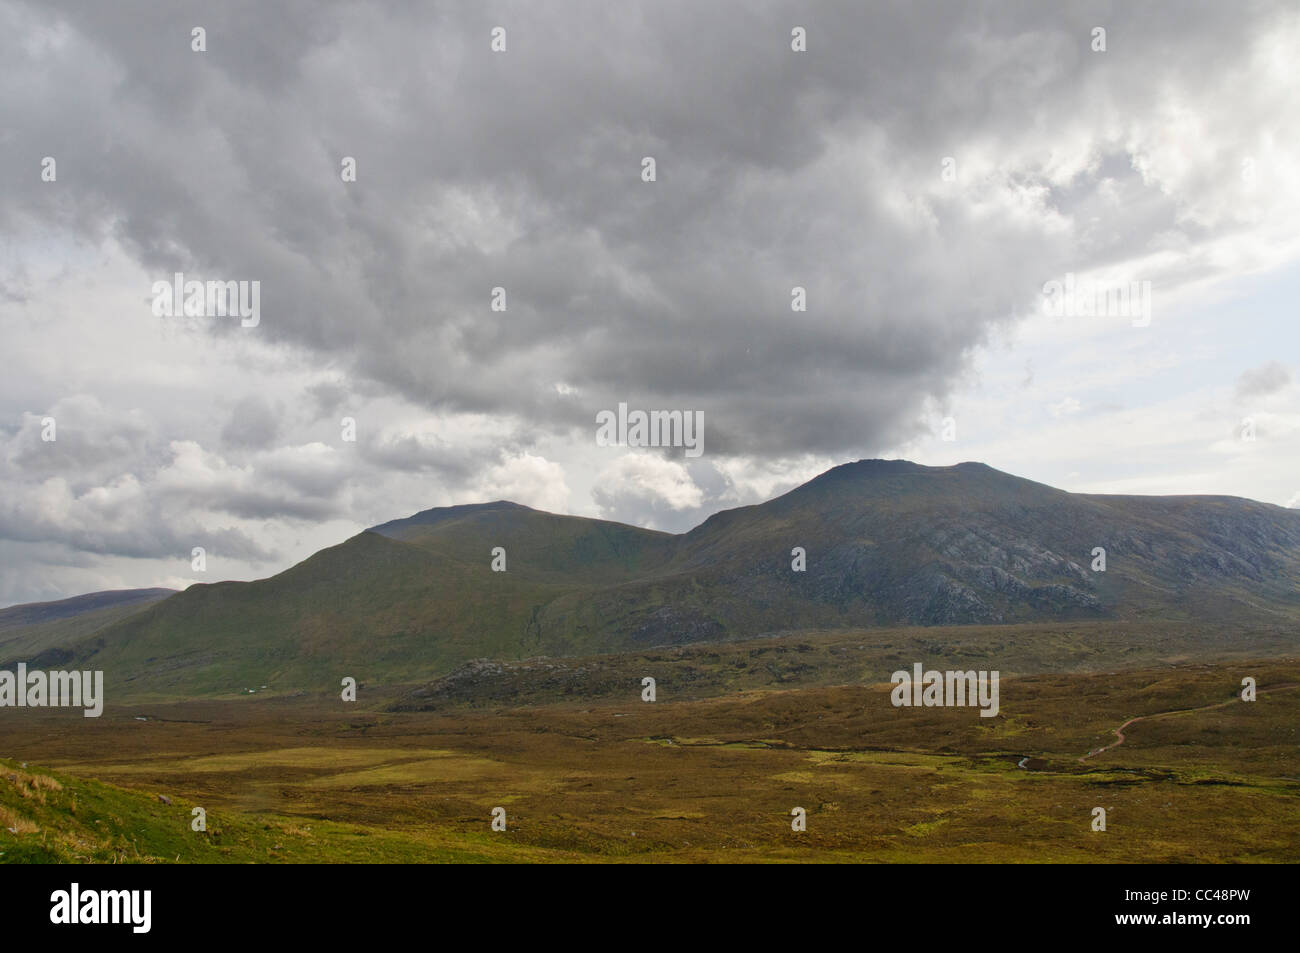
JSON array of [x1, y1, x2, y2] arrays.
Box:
[[1079, 682, 1300, 762]]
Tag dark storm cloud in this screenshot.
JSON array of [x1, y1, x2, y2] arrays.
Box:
[[5, 0, 1284, 462]]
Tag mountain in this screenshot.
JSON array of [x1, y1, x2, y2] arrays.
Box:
[[0, 588, 175, 667], [0, 588, 175, 629], [16, 460, 1300, 697]]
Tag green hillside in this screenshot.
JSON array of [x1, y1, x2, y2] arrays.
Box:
[[0, 590, 175, 668]]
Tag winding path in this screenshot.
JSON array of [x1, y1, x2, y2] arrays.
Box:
[[1078, 682, 1300, 763]]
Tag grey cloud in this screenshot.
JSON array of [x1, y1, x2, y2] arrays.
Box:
[[0, 493, 271, 562], [2, 0, 1295, 601], [1236, 361, 1292, 399], [220, 394, 282, 449], [7, 397, 154, 478], [5, 0, 1284, 462], [365, 432, 483, 479], [305, 380, 349, 421]]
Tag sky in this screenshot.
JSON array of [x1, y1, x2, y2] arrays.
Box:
[[1, 0, 1297, 606]]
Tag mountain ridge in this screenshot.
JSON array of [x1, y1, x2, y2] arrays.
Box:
[[5, 459, 1297, 697]]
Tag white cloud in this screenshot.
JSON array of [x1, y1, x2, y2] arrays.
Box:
[[474, 452, 570, 514], [592, 454, 705, 525]]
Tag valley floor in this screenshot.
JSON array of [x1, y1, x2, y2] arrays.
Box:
[[2, 655, 1298, 863]]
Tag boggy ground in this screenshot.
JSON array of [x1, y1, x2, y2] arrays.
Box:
[[1, 657, 1297, 863]]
